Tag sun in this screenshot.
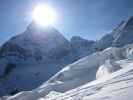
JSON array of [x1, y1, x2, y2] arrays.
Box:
[[32, 4, 57, 27]]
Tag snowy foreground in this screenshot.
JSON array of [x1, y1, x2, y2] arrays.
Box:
[[5, 60, 133, 100], [2, 44, 133, 100], [47, 60, 133, 100]]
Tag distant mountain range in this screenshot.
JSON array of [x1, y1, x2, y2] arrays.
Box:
[[0, 16, 133, 97]]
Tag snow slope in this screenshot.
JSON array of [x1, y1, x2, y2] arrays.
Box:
[[4, 43, 133, 100], [96, 59, 121, 79], [45, 59, 133, 100]]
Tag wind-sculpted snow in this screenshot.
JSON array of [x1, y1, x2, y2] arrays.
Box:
[[47, 60, 133, 100], [4, 58, 133, 100], [4, 43, 133, 100], [96, 59, 121, 79]]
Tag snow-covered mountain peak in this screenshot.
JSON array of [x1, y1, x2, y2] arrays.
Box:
[[112, 17, 133, 47], [96, 16, 133, 49], [26, 21, 61, 36], [1, 16, 133, 99], [0, 21, 70, 60], [125, 16, 133, 28], [112, 16, 133, 34], [0, 22, 72, 96], [70, 36, 95, 58], [70, 36, 95, 44]]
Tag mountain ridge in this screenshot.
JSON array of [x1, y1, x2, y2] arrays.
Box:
[[0, 21, 95, 96], [0, 16, 133, 97]]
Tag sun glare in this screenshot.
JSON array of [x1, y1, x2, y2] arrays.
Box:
[[32, 4, 57, 27]]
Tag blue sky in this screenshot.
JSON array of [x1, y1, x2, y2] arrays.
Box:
[[0, 0, 133, 45]]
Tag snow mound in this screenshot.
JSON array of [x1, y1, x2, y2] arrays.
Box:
[[43, 91, 62, 99], [96, 59, 121, 79], [126, 47, 133, 59], [44, 59, 133, 100]]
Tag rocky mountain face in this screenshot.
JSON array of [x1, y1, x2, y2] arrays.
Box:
[[95, 16, 133, 51], [70, 36, 95, 58], [0, 22, 70, 61], [0, 22, 95, 96], [112, 16, 133, 46], [0, 22, 73, 96]]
